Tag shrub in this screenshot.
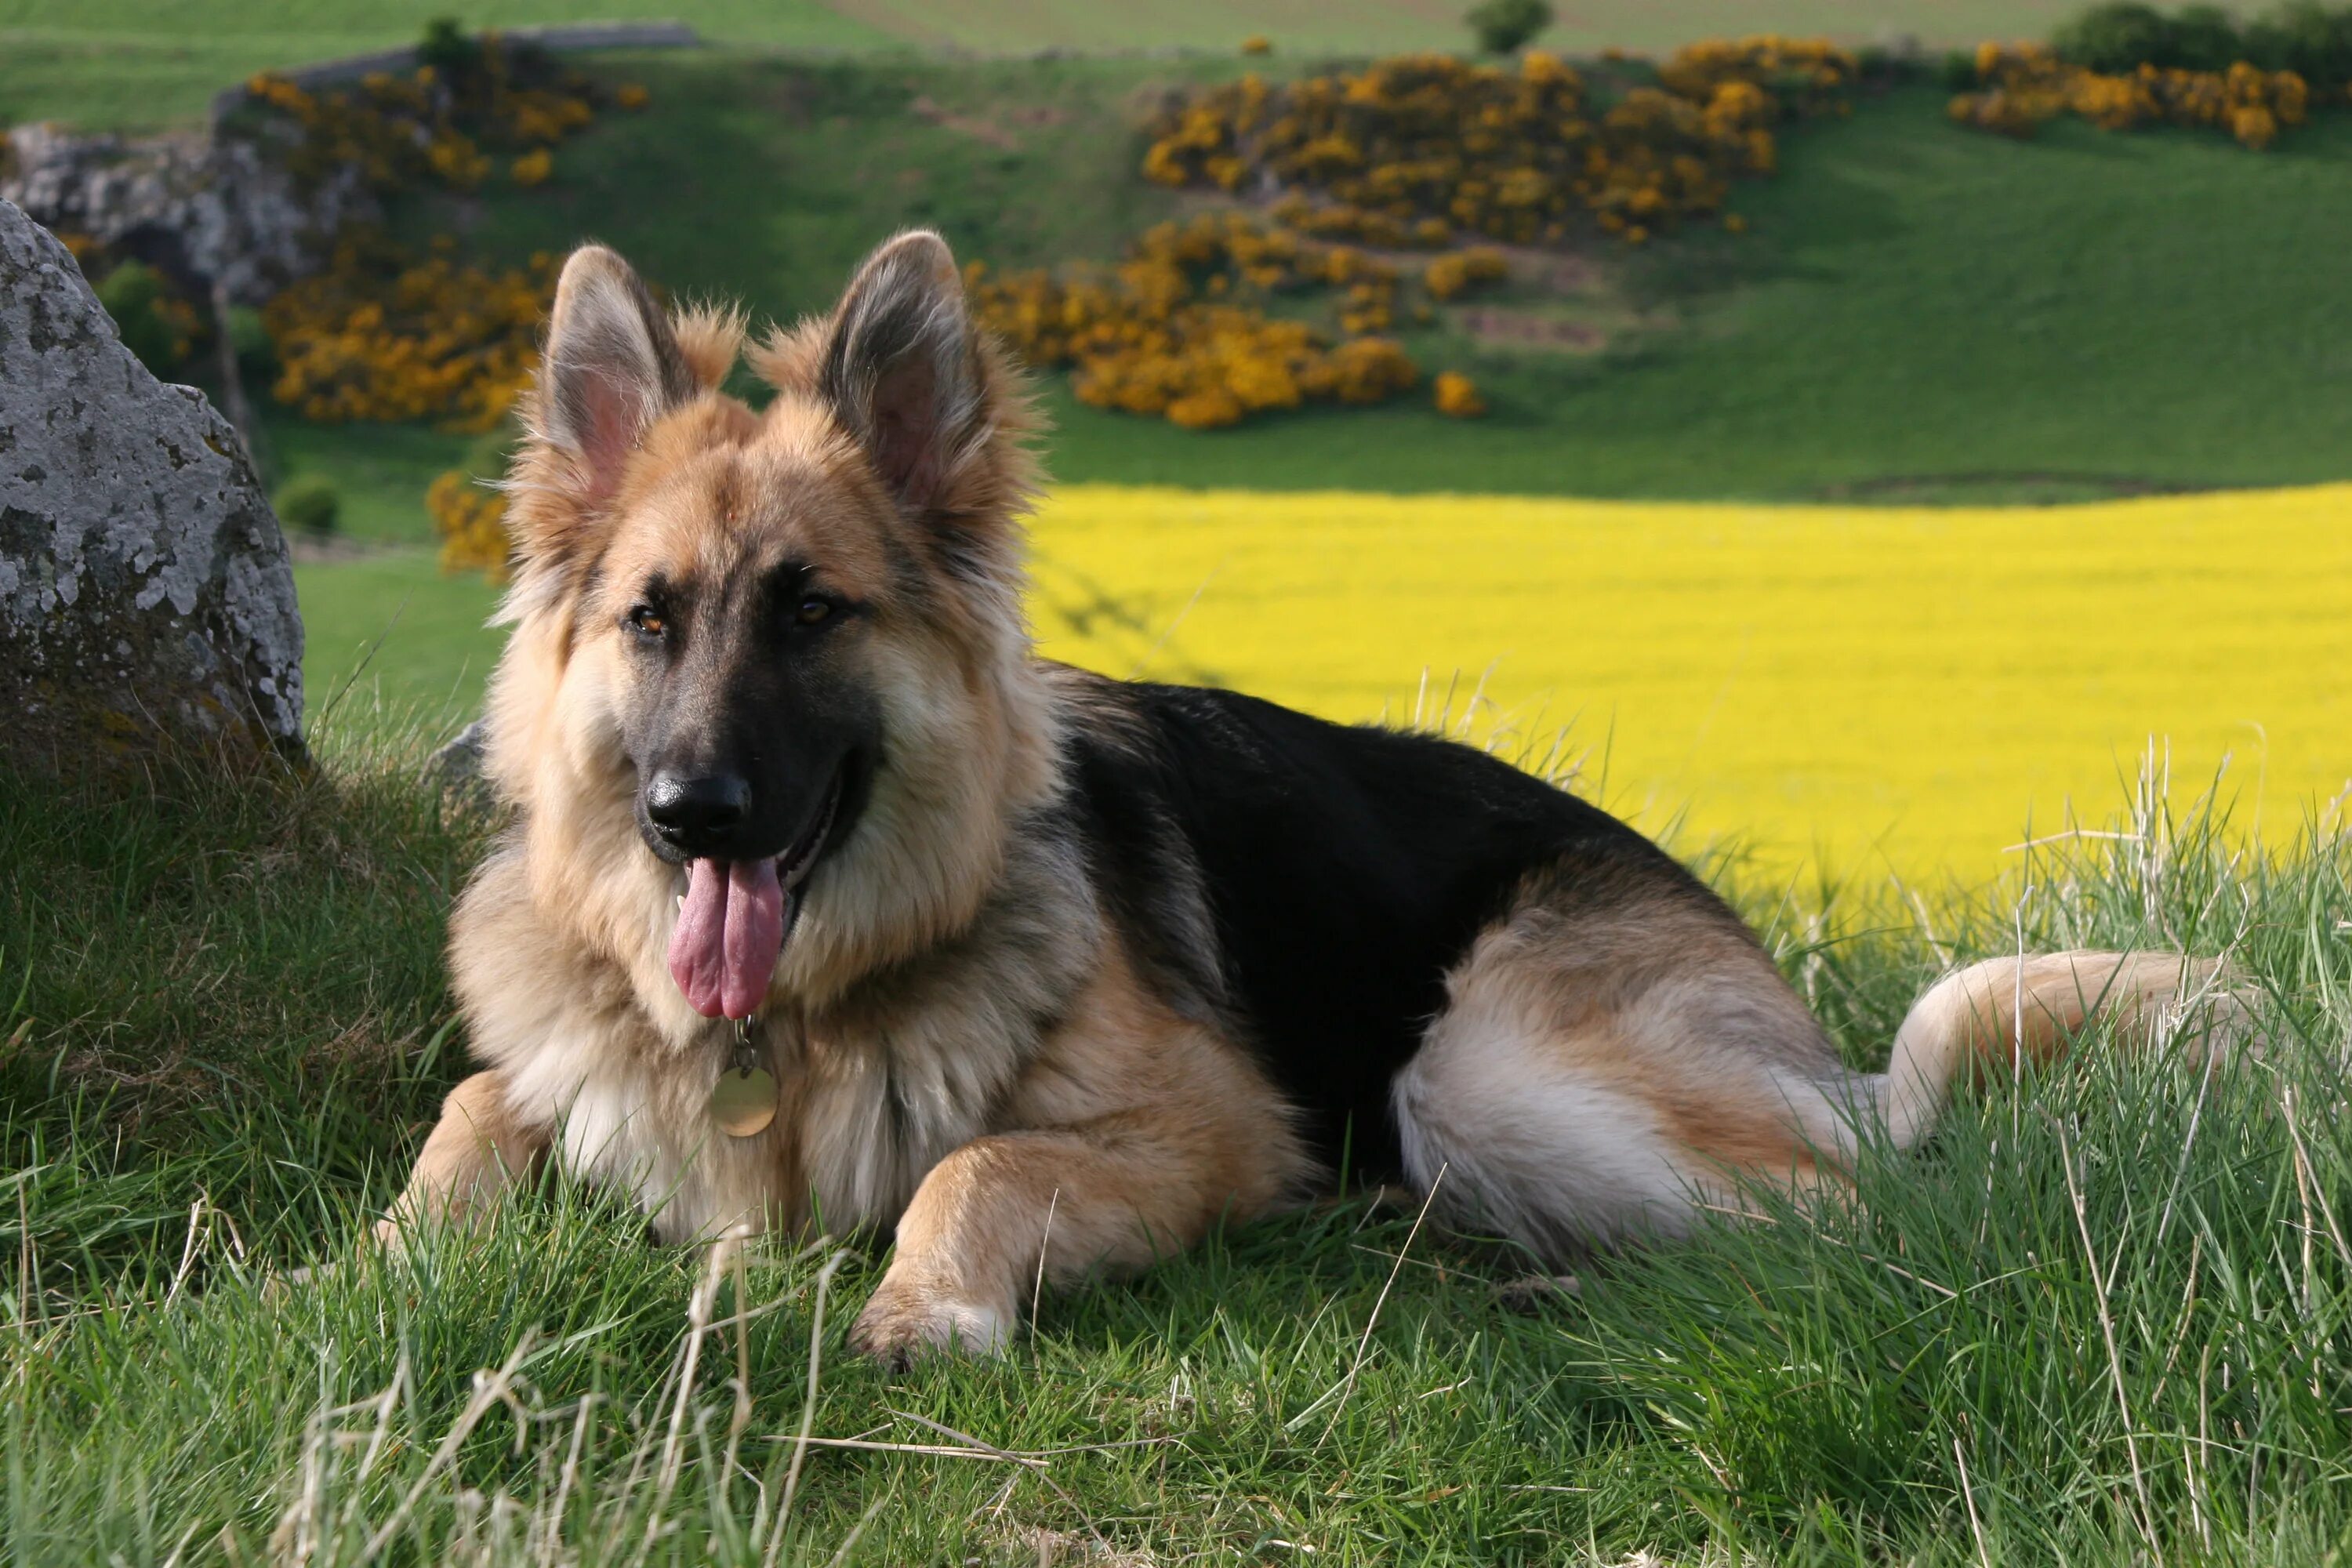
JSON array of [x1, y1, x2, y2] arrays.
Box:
[[1423, 247, 1509, 300], [1240, 34, 1272, 56], [1142, 42, 1854, 249], [968, 212, 1433, 430], [95, 261, 193, 376], [242, 27, 610, 200], [272, 474, 341, 536], [1939, 49, 1981, 91], [428, 470, 510, 577], [1433, 370, 1486, 416], [1952, 41, 2310, 147], [416, 15, 484, 85], [1465, 0, 1554, 54], [261, 232, 554, 430], [2044, 1, 2352, 75]]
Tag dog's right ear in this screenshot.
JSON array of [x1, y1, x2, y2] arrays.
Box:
[[533, 245, 698, 512]]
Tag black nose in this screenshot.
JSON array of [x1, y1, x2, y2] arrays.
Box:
[[644, 771, 751, 852]]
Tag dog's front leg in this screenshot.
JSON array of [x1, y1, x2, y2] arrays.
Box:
[[849, 946, 1308, 1363], [376, 1070, 550, 1245], [850, 1120, 1250, 1362]]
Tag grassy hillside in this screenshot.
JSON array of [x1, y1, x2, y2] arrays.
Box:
[[381, 67, 2352, 503], [1033, 87, 2352, 499], [5, 734, 2348, 1563]]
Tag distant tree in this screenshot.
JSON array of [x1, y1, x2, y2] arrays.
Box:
[[1465, 0, 1554, 55], [2053, 2, 2175, 70], [417, 16, 483, 84], [2247, 1, 2352, 84], [2168, 3, 2248, 67]]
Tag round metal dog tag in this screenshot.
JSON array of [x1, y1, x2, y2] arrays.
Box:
[[710, 1064, 778, 1138], [713, 1016, 778, 1138]]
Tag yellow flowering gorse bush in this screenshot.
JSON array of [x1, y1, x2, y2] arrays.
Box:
[[263, 235, 555, 430], [1432, 369, 1486, 416], [970, 212, 1472, 429], [1142, 40, 1853, 246], [429, 470, 513, 579], [1950, 42, 2309, 148]]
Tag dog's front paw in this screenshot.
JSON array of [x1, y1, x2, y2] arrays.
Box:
[[849, 1279, 1013, 1367]]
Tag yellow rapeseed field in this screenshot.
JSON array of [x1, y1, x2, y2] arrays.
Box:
[[1026, 483, 2352, 882]]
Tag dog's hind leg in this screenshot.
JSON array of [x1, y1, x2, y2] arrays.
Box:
[[1390, 875, 1865, 1263], [849, 942, 1312, 1363], [377, 1071, 550, 1245]]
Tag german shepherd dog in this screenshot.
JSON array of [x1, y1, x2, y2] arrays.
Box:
[[385, 231, 2249, 1361]]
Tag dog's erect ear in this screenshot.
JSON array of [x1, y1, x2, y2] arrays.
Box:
[[538, 245, 698, 507], [818, 230, 987, 514]]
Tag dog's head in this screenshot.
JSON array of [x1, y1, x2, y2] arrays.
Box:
[[488, 232, 1048, 1021]]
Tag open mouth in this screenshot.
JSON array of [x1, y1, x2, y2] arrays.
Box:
[[665, 773, 844, 1019]]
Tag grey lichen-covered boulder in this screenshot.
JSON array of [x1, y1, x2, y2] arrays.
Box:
[[0, 198, 303, 770]]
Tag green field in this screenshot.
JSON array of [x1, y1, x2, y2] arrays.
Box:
[[7, 726, 2351, 1564]]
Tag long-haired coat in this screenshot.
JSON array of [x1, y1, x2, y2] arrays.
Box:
[[384, 231, 2249, 1360]]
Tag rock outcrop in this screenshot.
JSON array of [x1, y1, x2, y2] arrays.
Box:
[[0, 122, 370, 305], [0, 198, 303, 769]]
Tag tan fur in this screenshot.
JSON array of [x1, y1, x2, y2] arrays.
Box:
[[850, 935, 1312, 1358], [389, 233, 1287, 1359], [1394, 873, 2254, 1254], [379, 1071, 549, 1241], [1882, 950, 2252, 1146], [385, 230, 2252, 1356], [1396, 878, 1857, 1251], [670, 302, 746, 391]]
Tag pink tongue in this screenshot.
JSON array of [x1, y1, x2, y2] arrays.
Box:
[[666, 858, 786, 1019]]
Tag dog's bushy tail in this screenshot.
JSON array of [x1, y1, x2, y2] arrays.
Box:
[[1876, 950, 2256, 1148]]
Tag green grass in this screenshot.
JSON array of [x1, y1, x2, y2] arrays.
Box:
[[5, 733, 2349, 1562], [295, 550, 505, 724], [257, 409, 468, 545], [0, 6, 891, 130]]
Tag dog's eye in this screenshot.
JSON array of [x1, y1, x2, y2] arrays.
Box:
[[794, 597, 833, 628], [626, 604, 668, 639]]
